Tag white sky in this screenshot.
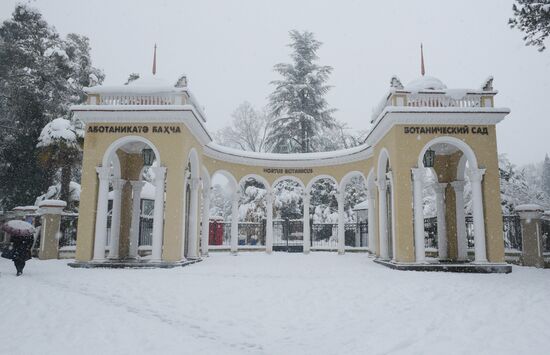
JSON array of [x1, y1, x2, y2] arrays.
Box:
[[1, 0, 549, 165]]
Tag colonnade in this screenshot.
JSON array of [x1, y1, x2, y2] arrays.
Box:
[[92, 165, 166, 262]]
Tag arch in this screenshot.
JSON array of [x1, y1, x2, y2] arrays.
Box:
[[102, 135, 161, 168], [366, 168, 376, 191], [305, 174, 338, 193], [187, 148, 200, 179], [211, 169, 239, 193], [109, 153, 121, 179], [456, 153, 469, 181], [418, 136, 478, 170], [377, 148, 391, 183], [339, 170, 368, 191], [239, 174, 271, 191], [201, 166, 211, 191], [272, 175, 305, 190]]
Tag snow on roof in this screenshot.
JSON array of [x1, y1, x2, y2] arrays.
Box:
[[205, 142, 370, 162], [515, 204, 544, 212], [405, 76, 447, 91], [353, 200, 369, 211], [38, 199, 67, 208], [85, 75, 186, 95]]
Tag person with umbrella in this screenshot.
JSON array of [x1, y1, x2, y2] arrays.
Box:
[[1, 220, 36, 276]]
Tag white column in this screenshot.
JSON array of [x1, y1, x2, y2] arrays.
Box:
[[451, 180, 468, 261], [337, 190, 345, 255], [186, 177, 200, 259], [303, 192, 311, 254], [150, 166, 166, 262], [129, 180, 145, 259], [200, 187, 211, 256], [467, 168, 488, 263], [377, 180, 389, 260], [434, 182, 448, 260], [366, 189, 376, 254], [230, 191, 240, 255], [265, 191, 274, 254], [412, 168, 426, 263], [107, 179, 126, 259], [93, 166, 111, 261]]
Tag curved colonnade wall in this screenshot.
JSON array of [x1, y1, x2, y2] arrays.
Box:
[[72, 75, 510, 267]]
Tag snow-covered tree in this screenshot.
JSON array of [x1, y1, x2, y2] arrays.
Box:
[[267, 30, 336, 153], [37, 118, 82, 210], [239, 177, 267, 221], [214, 102, 270, 152], [273, 180, 303, 219], [509, 0, 550, 51], [0, 4, 103, 210]]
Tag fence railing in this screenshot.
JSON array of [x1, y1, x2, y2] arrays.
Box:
[[424, 214, 522, 251], [59, 214, 78, 248], [541, 219, 550, 253], [209, 220, 368, 249]]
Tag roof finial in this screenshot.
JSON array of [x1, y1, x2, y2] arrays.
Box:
[[420, 43, 425, 76], [152, 44, 157, 76]]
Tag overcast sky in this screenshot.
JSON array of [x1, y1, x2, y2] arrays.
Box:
[[1, 0, 549, 165]]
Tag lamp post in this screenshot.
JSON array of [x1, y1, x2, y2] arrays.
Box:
[[142, 147, 155, 167], [423, 148, 435, 168]]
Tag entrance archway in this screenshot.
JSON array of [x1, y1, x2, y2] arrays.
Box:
[[413, 136, 487, 263], [272, 176, 305, 252], [94, 136, 166, 262]]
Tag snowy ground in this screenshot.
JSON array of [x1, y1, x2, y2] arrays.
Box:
[[1, 253, 549, 355]]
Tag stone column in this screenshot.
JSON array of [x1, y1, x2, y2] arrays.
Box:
[[150, 166, 166, 262], [412, 168, 426, 263], [93, 166, 111, 261], [451, 180, 468, 260], [337, 190, 345, 255], [303, 192, 311, 254], [230, 191, 240, 255], [377, 180, 389, 260], [467, 168, 487, 263], [366, 189, 376, 254], [186, 178, 201, 259], [107, 179, 126, 259], [516, 204, 545, 268], [128, 181, 145, 259], [265, 191, 274, 254], [433, 182, 448, 260], [200, 187, 211, 256], [37, 200, 66, 260]]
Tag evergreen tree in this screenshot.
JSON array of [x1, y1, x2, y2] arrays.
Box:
[[509, 0, 550, 51], [0, 5, 103, 210], [267, 30, 336, 153]]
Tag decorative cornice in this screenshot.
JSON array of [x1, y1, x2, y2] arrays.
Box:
[[203, 144, 373, 168]]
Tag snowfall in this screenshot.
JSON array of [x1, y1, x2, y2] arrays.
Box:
[[1, 253, 549, 355]]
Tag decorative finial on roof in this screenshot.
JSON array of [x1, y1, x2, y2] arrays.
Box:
[[390, 75, 404, 89], [421, 43, 425, 76], [152, 44, 157, 76], [481, 76, 494, 91]]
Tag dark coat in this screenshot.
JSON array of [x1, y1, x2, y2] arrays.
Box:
[[11, 235, 33, 261]]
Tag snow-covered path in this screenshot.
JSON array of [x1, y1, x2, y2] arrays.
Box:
[[0, 253, 549, 355]]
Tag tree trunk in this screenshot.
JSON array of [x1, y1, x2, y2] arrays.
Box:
[[60, 161, 71, 209]]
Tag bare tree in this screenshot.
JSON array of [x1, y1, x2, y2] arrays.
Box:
[[214, 102, 270, 152]]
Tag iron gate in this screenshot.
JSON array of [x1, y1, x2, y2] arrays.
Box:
[[273, 219, 303, 252]]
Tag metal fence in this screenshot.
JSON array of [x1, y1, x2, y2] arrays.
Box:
[[59, 214, 78, 248], [310, 222, 368, 249], [273, 219, 303, 252], [424, 214, 523, 251]]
